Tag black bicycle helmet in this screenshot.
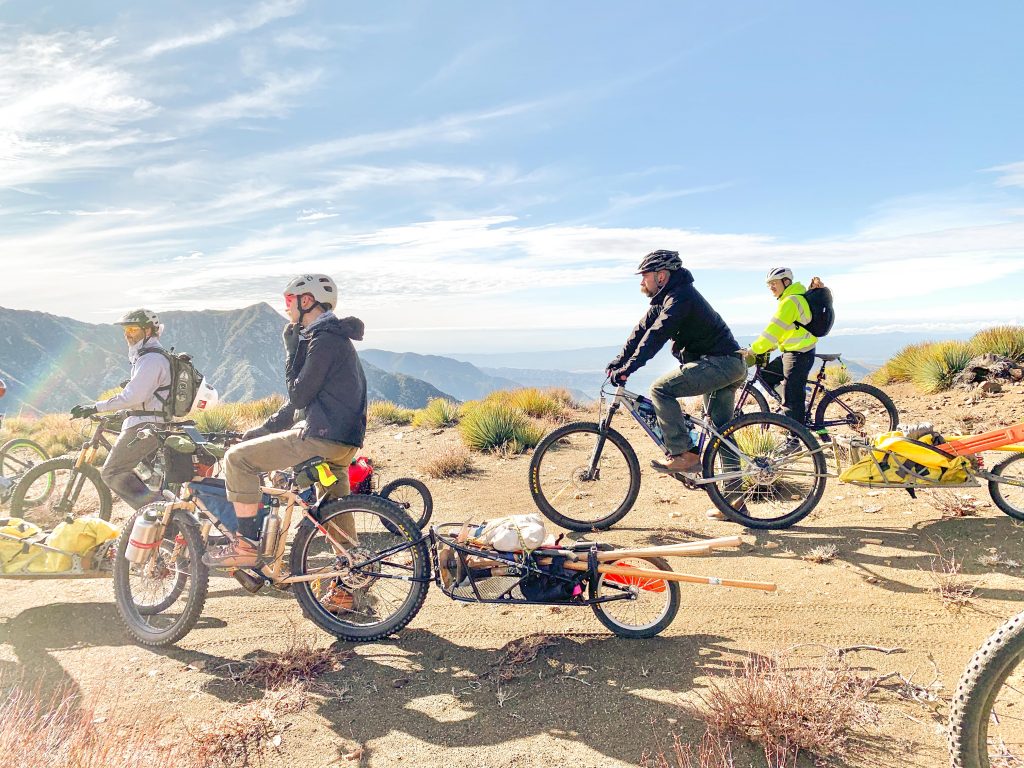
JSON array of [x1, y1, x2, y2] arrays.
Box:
[[635, 250, 682, 274]]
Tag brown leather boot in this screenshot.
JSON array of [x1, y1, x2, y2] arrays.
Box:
[[651, 452, 701, 475]]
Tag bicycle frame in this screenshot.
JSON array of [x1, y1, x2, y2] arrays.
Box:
[[737, 358, 832, 424], [596, 383, 758, 487]]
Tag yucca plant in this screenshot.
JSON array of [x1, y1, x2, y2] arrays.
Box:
[[885, 341, 935, 383], [413, 398, 460, 428], [911, 340, 973, 393], [368, 400, 415, 426], [507, 388, 565, 420], [191, 406, 241, 434], [970, 325, 1024, 362], [458, 401, 544, 453], [824, 364, 852, 387]]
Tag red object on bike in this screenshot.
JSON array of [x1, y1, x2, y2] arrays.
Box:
[[939, 422, 1024, 456], [603, 560, 667, 592], [348, 456, 374, 487]]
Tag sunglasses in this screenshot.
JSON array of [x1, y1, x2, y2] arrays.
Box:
[[284, 293, 297, 308]]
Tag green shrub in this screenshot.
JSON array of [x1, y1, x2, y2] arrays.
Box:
[[413, 398, 460, 429], [191, 407, 241, 434], [506, 388, 565, 420], [884, 342, 934, 383], [458, 401, 546, 453], [911, 340, 973, 393], [970, 325, 1024, 361], [368, 400, 415, 426], [824, 364, 852, 387]]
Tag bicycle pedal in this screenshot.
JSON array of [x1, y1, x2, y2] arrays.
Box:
[[231, 568, 266, 594]]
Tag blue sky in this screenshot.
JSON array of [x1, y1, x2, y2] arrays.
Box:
[[1, 1, 1022, 352]]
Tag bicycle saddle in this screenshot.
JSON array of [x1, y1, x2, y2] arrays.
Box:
[[815, 353, 842, 362]]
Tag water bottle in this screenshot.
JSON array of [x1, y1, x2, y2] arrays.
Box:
[[124, 506, 164, 564], [260, 514, 281, 557], [636, 399, 664, 441], [682, 416, 700, 449]]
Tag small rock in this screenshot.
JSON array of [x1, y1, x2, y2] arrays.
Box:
[[864, 505, 883, 514], [981, 381, 1003, 394], [867, 491, 882, 497], [668, 512, 683, 519], [864, 576, 880, 584], [1010, 367, 1023, 381], [392, 677, 412, 688], [763, 542, 780, 550]]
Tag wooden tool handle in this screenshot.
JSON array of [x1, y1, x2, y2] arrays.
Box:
[[560, 560, 776, 591]]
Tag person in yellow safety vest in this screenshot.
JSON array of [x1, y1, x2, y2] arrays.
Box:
[[744, 267, 817, 425]]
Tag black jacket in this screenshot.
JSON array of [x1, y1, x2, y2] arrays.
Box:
[[263, 315, 367, 447], [610, 268, 739, 377]]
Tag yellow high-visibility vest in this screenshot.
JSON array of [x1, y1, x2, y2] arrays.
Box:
[[751, 282, 817, 354]]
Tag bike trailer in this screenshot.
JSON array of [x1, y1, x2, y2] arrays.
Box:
[[0, 516, 118, 575], [839, 428, 973, 487], [0, 517, 44, 573]]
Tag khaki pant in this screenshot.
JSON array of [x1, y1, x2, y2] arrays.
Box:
[[225, 428, 358, 503]]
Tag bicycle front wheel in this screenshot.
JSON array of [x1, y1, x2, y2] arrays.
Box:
[[528, 422, 640, 531], [950, 611, 1024, 768], [114, 506, 209, 647], [989, 453, 1024, 522], [380, 477, 433, 529], [703, 412, 827, 529], [290, 495, 430, 642], [9, 457, 112, 527], [813, 383, 898, 439]]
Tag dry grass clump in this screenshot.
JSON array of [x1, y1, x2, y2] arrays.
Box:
[[0, 682, 185, 768], [505, 387, 566, 419], [193, 684, 307, 768], [642, 729, 736, 768], [237, 634, 351, 690], [692, 653, 878, 768], [412, 397, 461, 429], [458, 401, 547, 454], [870, 341, 933, 385], [0, 413, 87, 457], [491, 633, 559, 683], [970, 325, 1024, 361], [927, 490, 987, 518], [926, 542, 977, 608], [801, 544, 838, 563], [978, 549, 1021, 569], [824, 364, 851, 387], [368, 400, 415, 426], [422, 444, 474, 479]]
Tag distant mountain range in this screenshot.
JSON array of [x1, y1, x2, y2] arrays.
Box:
[[2, 302, 934, 417], [0, 304, 451, 415]]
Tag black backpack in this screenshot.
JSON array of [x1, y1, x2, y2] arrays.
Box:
[[795, 287, 834, 338], [138, 347, 205, 418]]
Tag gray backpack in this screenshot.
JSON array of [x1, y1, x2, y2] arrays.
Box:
[[139, 347, 204, 418]]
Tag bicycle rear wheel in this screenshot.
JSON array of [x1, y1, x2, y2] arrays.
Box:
[[114, 506, 209, 647], [0, 438, 50, 504], [528, 421, 640, 531], [949, 611, 1024, 768], [732, 383, 770, 418], [9, 457, 112, 527], [703, 412, 827, 529], [290, 495, 430, 642], [813, 383, 898, 439]]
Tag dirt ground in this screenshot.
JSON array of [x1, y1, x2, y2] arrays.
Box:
[[3, 381, 1024, 767]]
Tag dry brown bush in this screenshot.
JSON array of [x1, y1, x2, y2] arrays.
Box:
[[237, 633, 352, 690], [926, 543, 977, 608], [192, 684, 307, 768], [690, 653, 878, 768], [490, 633, 559, 684], [926, 490, 987, 517], [0, 681, 186, 768], [642, 728, 736, 768], [422, 444, 474, 479], [800, 544, 838, 563]]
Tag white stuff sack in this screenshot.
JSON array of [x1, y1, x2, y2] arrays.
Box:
[[471, 513, 547, 552]]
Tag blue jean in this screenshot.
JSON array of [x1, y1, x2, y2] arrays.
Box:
[[650, 354, 748, 456]]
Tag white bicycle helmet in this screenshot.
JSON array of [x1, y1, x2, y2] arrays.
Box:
[[115, 308, 164, 336], [766, 267, 793, 284], [283, 274, 337, 310]]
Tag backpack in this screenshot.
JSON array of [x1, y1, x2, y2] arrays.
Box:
[[795, 286, 834, 338], [139, 347, 205, 418]]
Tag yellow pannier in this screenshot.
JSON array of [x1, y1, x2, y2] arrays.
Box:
[[840, 431, 973, 486], [0, 517, 44, 573], [28, 516, 120, 573]]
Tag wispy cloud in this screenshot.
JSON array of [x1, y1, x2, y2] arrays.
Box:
[[190, 69, 322, 123], [139, 0, 304, 59], [991, 161, 1024, 188]]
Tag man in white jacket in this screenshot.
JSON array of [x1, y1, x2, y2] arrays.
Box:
[[70, 309, 171, 510]]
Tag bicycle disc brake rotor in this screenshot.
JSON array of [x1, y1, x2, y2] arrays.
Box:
[[334, 547, 381, 590]]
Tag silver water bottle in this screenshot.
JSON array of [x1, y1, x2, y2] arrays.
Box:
[[124, 506, 164, 564]]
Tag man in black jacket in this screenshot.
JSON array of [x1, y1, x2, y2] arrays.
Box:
[[607, 250, 746, 475], [204, 273, 368, 567]]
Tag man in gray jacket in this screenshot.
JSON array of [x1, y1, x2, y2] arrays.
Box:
[[70, 309, 171, 510]]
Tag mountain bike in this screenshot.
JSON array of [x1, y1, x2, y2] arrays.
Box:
[[949, 610, 1024, 767], [734, 352, 899, 441], [114, 426, 777, 647], [529, 380, 828, 531], [348, 455, 434, 529], [0, 437, 50, 505], [9, 412, 231, 528]]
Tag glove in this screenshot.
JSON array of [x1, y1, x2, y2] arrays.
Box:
[[754, 352, 771, 368], [608, 368, 629, 385], [241, 426, 271, 441], [70, 404, 97, 419], [282, 323, 301, 358]]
